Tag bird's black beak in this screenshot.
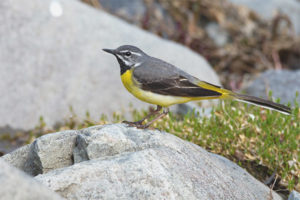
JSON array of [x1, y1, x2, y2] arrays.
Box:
[[102, 48, 116, 55]]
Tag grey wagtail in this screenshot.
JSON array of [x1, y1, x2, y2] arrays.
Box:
[[103, 45, 291, 128]]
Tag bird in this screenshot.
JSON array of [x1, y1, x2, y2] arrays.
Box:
[[103, 45, 291, 129]]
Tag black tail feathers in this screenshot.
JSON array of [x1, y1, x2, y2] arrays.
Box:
[[233, 93, 291, 115]]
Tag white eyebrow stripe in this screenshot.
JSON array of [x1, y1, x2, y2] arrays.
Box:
[[119, 50, 142, 56], [131, 52, 142, 56]]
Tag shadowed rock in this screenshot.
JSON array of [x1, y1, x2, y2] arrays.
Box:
[[0, 159, 63, 200]]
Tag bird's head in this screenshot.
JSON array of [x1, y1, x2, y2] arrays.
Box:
[[103, 45, 147, 73]]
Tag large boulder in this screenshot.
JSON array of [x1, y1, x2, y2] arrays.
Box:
[[243, 69, 300, 105], [0, 159, 63, 200], [0, 0, 220, 133], [2, 124, 282, 200]]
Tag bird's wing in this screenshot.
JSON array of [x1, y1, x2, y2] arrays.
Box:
[[132, 57, 222, 97]]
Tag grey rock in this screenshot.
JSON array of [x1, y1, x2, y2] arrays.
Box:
[[289, 191, 300, 200], [73, 124, 179, 163], [0, 159, 63, 200], [2, 130, 78, 175], [228, 0, 300, 35], [98, 0, 176, 36], [172, 101, 214, 118], [205, 22, 229, 47], [243, 69, 300, 105], [29, 130, 79, 175], [29, 124, 281, 200], [1, 145, 31, 174], [99, 0, 146, 22], [0, 0, 220, 133]]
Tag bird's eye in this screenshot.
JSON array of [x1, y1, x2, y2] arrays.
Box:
[[125, 51, 131, 56]]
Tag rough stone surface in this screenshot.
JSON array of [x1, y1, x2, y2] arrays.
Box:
[[1, 145, 32, 174], [2, 130, 78, 175], [0, 0, 220, 132], [29, 130, 79, 175], [243, 69, 300, 105], [289, 191, 300, 200], [0, 159, 63, 200], [229, 0, 300, 35], [1, 124, 279, 200]]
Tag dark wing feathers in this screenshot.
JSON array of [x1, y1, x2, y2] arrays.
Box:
[[139, 75, 221, 97], [133, 57, 221, 97]]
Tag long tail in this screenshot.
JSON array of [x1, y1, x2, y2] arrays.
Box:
[[230, 93, 291, 115], [196, 81, 291, 115]]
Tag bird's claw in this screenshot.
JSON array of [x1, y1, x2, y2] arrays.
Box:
[[122, 120, 151, 129], [122, 120, 142, 126]]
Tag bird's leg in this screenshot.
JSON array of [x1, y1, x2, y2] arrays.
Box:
[[136, 107, 169, 129], [122, 105, 162, 126]]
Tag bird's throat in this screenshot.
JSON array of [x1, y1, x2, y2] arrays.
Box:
[[116, 56, 131, 75], [120, 65, 131, 75], [120, 65, 130, 75]]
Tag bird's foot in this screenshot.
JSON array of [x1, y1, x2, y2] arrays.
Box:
[[122, 120, 152, 129], [122, 120, 143, 126]]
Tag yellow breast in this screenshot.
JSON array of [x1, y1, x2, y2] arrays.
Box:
[[120, 69, 192, 107]]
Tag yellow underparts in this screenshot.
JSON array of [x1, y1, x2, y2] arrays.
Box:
[[121, 69, 232, 107]]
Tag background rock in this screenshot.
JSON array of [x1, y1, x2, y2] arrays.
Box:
[[289, 191, 300, 200], [99, 0, 146, 22], [228, 0, 300, 35], [243, 69, 300, 105], [0, 0, 220, 133], [0, 159, 63, 200], [3, 124, 282, 200]]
